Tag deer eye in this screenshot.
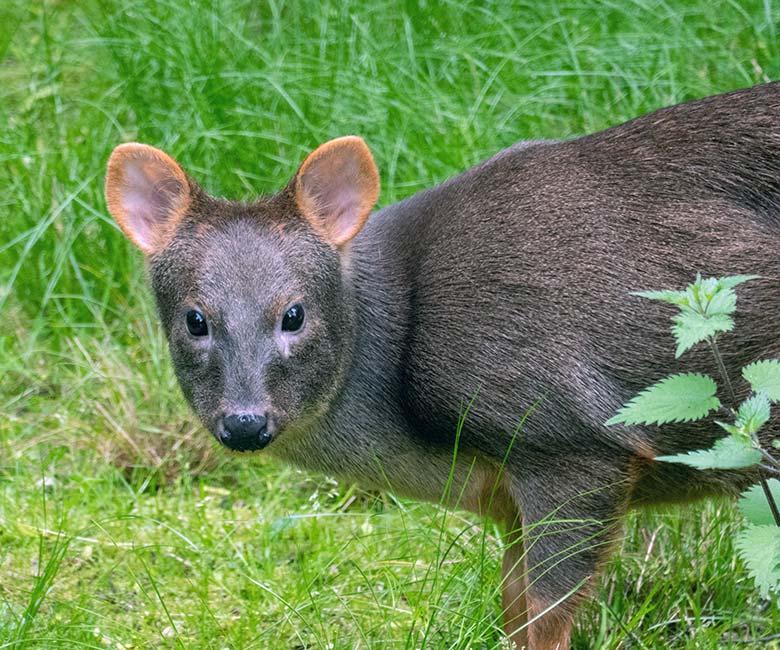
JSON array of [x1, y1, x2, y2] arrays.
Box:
[[185, 310, 209, 337], [281, 304, 305, 332]]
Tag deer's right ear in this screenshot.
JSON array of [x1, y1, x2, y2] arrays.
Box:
[[105, 143, 191, 254]]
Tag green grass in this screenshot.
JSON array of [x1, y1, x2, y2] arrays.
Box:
[[2, 0, 780, 647]]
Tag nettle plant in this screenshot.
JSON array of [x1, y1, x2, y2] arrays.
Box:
[[607, 275, 780, 596]]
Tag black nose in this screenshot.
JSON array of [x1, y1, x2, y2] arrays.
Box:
[[221, 413, 271, 451]]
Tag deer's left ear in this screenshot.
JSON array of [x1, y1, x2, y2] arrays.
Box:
[[294, 136, 380, 246]]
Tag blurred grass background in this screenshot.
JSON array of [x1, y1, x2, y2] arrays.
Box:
[[1, 0, 780, 647]]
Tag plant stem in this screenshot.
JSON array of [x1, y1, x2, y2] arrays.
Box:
[[761, 449, 780, 470], [708, 337, 780, 527], [760, 474, 780, 527], [709, 337, 736, 404]]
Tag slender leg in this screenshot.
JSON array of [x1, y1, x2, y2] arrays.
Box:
[[525, 596, 574, 650], [510, 453, 633, 650], [502, 511, 529, 648]]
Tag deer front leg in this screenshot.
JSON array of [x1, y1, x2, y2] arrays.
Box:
[[502, 513, 529, 649], [501, 511, 574, 650], [503, 451, 634, 650]]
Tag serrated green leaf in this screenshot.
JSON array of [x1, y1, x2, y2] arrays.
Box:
[[687, 276, 719, 309], [671, 311, 733, 358], [657, 434, 762, 470], [736, 524, 780, 597], [735, 392, 771, 435], [606, 373, 720, 426], [679, 273, 755, 314], [704, 287, 736, 317], [743, 360, 780, 402], [634, 289, 689, 306], [718, 274, 761, 290], [716, 392, 771, 440], [715, 420, 741, 436], [739, 480, 780, 526]]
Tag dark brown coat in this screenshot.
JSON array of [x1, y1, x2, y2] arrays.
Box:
[[105, 82, 780, 649]]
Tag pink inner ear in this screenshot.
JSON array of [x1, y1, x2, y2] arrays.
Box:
[[296, 137, 380, 245], [107, 145, 189, 253], [307, 158, 364, 241], [122, 163, 167, 249]]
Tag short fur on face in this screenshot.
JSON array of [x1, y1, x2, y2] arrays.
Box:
[[105, 137, 380, 449]]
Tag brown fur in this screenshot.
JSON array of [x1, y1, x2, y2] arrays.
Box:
[[104, 83, 780, 648]]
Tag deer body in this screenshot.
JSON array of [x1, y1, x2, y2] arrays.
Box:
[[105, 83, 780, 649]]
